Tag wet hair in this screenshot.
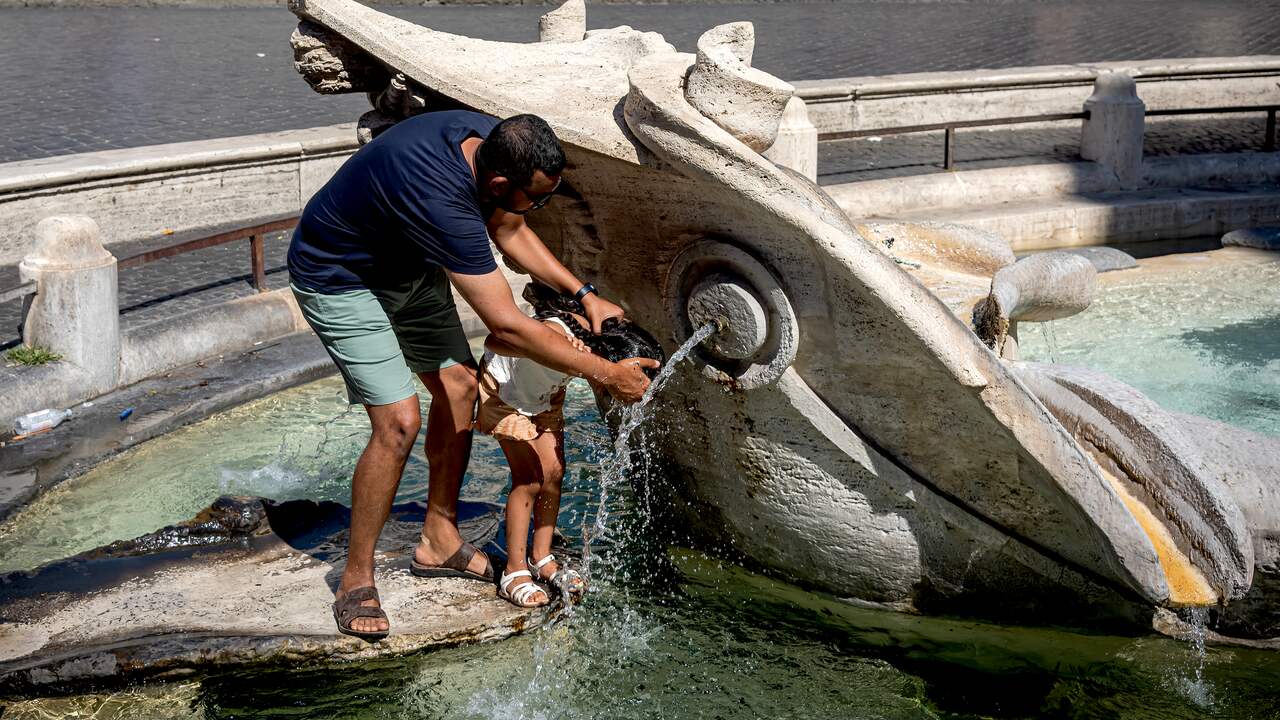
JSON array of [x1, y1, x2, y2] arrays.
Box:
[[477, 114, 566, 189], [523, 283, 665, 379]]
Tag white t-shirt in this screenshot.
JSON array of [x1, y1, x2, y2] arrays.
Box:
[[483, 317, 576, 416]]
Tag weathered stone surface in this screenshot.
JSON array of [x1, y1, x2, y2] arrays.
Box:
[[290, 18, 390, 94], [684, 23, 793, 152], [665, 241, 798, 390], [1161, 412, 1280, 640], [0, 496, 542, 690], [290, 0, 675, 163], [1222, 226, 1280, 250], [1056, 245, 1139, 272], [538, 0, 584, 43], [971, 251, 1095, 351], [855, 221, 1016, 276], [622, 45, 1169, 607], [762, 97, 817, 182], [1012, 363, 1254, 604], [287, 0, 1275, 631]]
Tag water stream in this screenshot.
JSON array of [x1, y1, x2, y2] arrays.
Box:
[[581, 322, 717, 582]]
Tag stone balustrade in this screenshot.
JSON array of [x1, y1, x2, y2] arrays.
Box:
[[2, 56, 1276, 265], [2, 215, 311, 429]]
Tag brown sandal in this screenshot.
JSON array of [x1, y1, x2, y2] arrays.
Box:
[[332, 586, 389, 641], [410, 541, 495, 583]]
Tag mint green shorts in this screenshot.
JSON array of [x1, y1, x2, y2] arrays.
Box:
[[291, 270, 473, 406]]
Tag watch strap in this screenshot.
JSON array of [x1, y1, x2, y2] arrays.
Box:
[[573, 283, 597, 302]]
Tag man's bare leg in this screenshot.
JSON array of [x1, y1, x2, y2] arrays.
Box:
[[337, 395, 422, 635], [414, 361, 490, 576]]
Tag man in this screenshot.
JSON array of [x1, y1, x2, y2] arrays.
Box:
[[288, 110, 658, 639]]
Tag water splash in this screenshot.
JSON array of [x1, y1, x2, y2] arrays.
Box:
[[1037, 319, 1059, 364], [457, 323, 717, 719], [1170, 607, 1215, 709], [580, 322, 717, 581]]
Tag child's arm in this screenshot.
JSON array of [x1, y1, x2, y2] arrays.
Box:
[[484, 333, 523, 357]]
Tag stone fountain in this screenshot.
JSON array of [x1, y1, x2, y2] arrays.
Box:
[[282, 0, 1280, 643]]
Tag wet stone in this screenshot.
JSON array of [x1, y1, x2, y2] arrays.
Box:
[[1221, 226, 1280, 251], [1054, 246, 1139, 273], [0, 496, 545, 691]]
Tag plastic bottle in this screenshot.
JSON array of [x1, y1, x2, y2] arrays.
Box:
[[13, 408, 72, 435]]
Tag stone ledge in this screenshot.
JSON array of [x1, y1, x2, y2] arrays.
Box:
[[794, 56, 1280, 100], [0, 496, 544, 691], [0, 330, 335, 522], [0, 124, 356, 196]]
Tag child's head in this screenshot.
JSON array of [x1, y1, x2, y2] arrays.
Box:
[[523, 283, 665, 378]]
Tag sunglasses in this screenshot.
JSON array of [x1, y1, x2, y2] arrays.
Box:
[[510, 176, 562, 215]]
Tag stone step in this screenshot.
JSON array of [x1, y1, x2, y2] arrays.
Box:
[[847, 183, 1280, 252]]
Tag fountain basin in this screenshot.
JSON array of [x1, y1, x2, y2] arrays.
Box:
[[275, 0, 1280, 636]]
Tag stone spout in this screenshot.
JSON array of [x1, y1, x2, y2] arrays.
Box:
[[973, 251, 1097, 352], [286, 0, 1279, 640]]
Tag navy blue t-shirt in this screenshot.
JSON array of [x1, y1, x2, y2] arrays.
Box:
[[288, 110, 501, 292]]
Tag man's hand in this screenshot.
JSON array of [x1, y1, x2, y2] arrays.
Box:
[[600, 357, 662, 404], [582, 293, 626, 334], [488, 210, 628, 333]]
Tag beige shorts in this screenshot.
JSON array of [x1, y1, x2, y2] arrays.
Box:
[[474, 367, 566, 441]]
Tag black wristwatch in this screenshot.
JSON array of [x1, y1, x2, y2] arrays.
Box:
[[573, 283, 598, 302]]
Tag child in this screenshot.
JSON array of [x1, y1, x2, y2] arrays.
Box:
[[478, 283, 664, 608]]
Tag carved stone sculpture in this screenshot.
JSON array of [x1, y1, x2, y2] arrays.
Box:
[[283, 0, 1279, 644]]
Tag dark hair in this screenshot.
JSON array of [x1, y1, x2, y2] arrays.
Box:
[[477, 114, 566, 189], [523, 283, 666, 379]]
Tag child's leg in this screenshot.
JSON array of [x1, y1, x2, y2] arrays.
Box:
[[499, 437, 553, 603], [530, 431, 566, 570]]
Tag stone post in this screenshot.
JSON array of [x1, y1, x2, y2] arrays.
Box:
[[18, 216, 120, 394], [763, 97, 819, 182], [1080, 72, 1145, 189], [538, 0, 585, 43]]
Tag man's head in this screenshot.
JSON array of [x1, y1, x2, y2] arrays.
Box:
[[476, 114, 566, 215]]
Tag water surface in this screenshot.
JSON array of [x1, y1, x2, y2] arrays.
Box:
[[1019, 248, 1280, 437]]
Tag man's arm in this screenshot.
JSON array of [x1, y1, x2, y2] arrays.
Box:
[[484, 319, 586, 357], [450, 268, 657, 403], [488, 209, 625, 333]]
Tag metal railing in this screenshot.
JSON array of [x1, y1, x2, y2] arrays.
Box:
[[819, 105, 1279, 170], [116, 215, 298, 292], [0, 214, 299, 314], [0, 281, 35, 305]]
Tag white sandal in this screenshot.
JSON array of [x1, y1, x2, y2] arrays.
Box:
[[498, 569, 549, 608], [530, 554, 586, 601]]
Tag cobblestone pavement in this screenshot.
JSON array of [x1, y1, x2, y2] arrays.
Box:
[[2, 1, 1279, 162]]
